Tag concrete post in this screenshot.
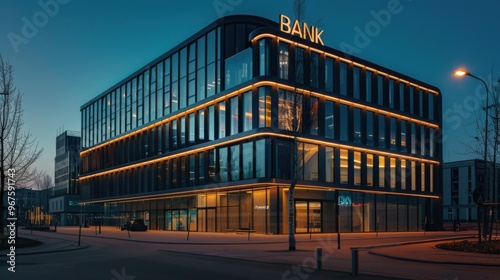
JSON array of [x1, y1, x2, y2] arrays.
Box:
[[315, 247, 322, 271], [351, 249, 359, 276]]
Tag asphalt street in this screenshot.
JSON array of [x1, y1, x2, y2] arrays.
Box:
[[1, 228, 499, 279]]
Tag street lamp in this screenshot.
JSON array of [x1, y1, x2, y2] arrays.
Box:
[[454, 68, 490, 242]]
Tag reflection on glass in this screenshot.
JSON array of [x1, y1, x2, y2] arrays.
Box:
[[366, 71, 372, 102], [400, 159, 406, 190], [198, 109, 205, 141], [411, 161, 416, 191], [295, 47, 304, 84], [198, 152, 205, 185], [378, 114, 385, 148], [340, 105, 348, 141], [340, 149, 348, 184], [379, 155, 385, 187], [242, 142, 253, 179], [339, 62, 347, 95], [325, 147, 334, 183], [310, 51, 319, 88], [230, 97, 238, 136], [278, 90, 302, 132], [259, 39, 270, 76], [225, 48, 252, 89], [366, 154, 373, 186], [325, 57, 334, 92], [258, 87, 271, 127], [390, 158, 396, 189], [208, 105, 214, 141], [354, 151, 361, 185], [353, 66, 360, 99], [219, 147, 227, 182], [230, 145, 240, 181], [256, 139, 266, 178], [295, 201, 308, 233], [421, 163, 426, 192], [390, 118, 396, 150], [189, 113, 195, 144], [243, 91, 252, 131], [279, 42, 289, 80], [180, 116, 186, 146], [302, 143, 318, 181], [219, 101, 226, 138], [401, 120, 407, 152], [325, 101, 334, 138], [309, 97, 319, 135], [353, 108, 361, 143]]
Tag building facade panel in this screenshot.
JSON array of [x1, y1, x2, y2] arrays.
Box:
[[80, 15, 443, 233]]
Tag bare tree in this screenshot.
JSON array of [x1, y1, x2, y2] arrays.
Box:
[[287, 0, 307, 251], [461, 76, 500, 243], [0, 55, 43, 235]]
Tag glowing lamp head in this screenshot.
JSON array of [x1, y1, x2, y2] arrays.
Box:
[[454, 69, 468, 77]]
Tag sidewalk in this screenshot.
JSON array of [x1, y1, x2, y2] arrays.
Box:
[[6, 231, 88, 255], [10, 227, 500, 267]]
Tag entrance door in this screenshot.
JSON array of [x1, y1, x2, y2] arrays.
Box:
[[295, 201, 308, 233], [207, 208, 216, 232], [309, 202, 321, 232], [198, 209, 206, 232], [198, 208, 216, 232], [295, 201, 322, 233]]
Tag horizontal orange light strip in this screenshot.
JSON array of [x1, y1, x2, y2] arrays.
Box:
[[81, 80, 439, 167], [81, 84, 253, 156], [80, 182, 273, 204], [252, 33, 439, 95], [290, 186, 440, 199], [79, 181, 439, 205], [80, 130, 439, 181]]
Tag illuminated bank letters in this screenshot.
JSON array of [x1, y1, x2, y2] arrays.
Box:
[[279, 14, 324, 46]]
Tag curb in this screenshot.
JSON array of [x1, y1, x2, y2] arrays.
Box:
[[365, 235, 500, 267], [17, 243, 89, 256], [45, 231, 324, 245]]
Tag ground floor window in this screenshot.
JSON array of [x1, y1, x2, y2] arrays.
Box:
[[100, 187, 436, 234]]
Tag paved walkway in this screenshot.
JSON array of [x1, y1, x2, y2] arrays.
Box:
[[5, 227, 500, 279]]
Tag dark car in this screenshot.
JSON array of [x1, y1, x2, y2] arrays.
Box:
[[121, 219, 147, 231]]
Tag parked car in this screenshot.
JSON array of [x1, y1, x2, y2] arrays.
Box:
[[121, 219, 147, 231]]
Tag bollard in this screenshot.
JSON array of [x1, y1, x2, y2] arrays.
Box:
[[78, 225, 82, 247], [315, 247, 322, 271], [351, 249, 359, 276]]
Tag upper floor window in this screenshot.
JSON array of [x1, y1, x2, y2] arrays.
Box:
[[279, 42, 289, 80], [259, 39, 270, 76], [325, 57, 334, 92], [278, 90, 302, 132], [225, 48, 252, 89], [310, 51, 319, 88], [295, 47, 305, 84]]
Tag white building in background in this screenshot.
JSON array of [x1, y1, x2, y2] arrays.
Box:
[[443, 159, 500, 222]]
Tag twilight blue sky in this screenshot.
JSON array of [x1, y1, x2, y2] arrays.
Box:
[[1, 0, 499, 186]]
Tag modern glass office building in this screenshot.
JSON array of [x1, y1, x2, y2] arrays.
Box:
[[80, 15, 442, 233]]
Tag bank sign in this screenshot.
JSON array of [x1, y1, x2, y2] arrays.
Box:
[[279, 14, 325, 46]]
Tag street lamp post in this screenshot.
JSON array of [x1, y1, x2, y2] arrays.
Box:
[[454, 69, 490, 243]]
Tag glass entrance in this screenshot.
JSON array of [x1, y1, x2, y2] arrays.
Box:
[[295, 201, 322, 233], [197, 208, 216, 232], [165, 210, 188, 231]]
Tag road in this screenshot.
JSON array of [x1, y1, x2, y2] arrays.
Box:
[[1, 228, 499, 279], [1, 232, 399, 280]]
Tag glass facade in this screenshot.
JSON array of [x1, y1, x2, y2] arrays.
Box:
[[80, 15, 442, 234]]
